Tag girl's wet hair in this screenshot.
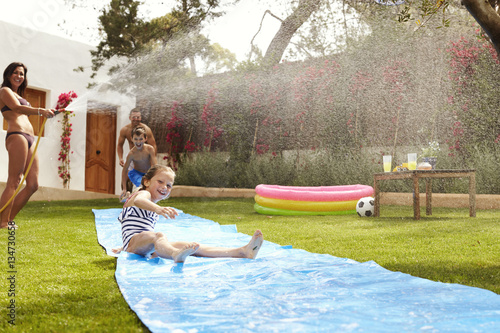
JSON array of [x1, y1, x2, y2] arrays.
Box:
[[2, 62, 28, 97], [140, 165, 175, 190]]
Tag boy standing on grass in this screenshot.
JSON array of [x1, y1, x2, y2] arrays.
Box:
[[121, 126, 157, 201]]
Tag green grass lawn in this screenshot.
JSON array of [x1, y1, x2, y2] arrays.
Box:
[[1, 197, 499, 332]]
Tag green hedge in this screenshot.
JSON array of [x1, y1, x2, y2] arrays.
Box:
[[175, 144, 499, 194]]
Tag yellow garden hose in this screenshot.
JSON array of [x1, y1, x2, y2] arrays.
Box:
[[0, 116, 48, 214]]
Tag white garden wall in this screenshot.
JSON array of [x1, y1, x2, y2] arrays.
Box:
[[0, 21, 134, 194]]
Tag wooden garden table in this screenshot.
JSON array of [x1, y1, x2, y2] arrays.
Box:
[[373, 169, 476, 220]]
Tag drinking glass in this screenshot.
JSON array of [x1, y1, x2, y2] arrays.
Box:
[[383, 155, 392, 172], [408, 153, 417, 170]]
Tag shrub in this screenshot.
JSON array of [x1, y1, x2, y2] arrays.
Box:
[[175, 147, 499, 195]]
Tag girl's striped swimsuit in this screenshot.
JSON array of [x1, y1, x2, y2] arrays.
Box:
[[118, 206, 159, 251]]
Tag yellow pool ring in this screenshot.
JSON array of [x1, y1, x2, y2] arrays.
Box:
[[255, 194, 358, 212], [254, 203, 356, 216]]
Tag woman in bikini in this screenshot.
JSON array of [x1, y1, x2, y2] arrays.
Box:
[[0, 62, 55, 228], [112, 165, 264, 263]]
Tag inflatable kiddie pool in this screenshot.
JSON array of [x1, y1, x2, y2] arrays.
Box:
[[254, 184, 374, 216]]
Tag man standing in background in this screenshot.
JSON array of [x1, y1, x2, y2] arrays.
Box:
[[117, 108, 157, 192]]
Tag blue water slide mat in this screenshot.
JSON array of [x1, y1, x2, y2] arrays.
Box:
[[93, 208, 500, 332]]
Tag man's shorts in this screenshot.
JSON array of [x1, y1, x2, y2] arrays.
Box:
[[128, 169, 145, 187]]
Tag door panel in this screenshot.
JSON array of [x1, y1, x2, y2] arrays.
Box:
[[3, 88, 46, 136], [85, 103, 117, 194]]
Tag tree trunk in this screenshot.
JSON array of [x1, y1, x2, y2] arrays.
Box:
[[462, 0, 500, 56], [189, 55, 197, 76], [263, 0, 321, 67]]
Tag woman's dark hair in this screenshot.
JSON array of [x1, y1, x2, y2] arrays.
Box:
[[2, 62, 28, 97], [140, 165, 175, 190]]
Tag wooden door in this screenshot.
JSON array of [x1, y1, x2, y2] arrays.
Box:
[[3, 88, 46, 136], [85, 103, 117, 194], [25, 88, 46, 136]]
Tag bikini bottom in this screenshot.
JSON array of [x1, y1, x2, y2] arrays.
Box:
[[6, 131, 35, 149]]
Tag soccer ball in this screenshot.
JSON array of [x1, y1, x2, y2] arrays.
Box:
[[356, 197, 375, 217]]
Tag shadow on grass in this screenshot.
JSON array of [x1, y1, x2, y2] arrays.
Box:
[[93, 257, 117, 271], [373, 216, 458, 223], [383, 261, 500, 295], [10, 290, 149, 332]]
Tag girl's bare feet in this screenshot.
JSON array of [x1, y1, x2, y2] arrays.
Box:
[[112, 247, 123, 254], [172, 242, 200, 263], [243, 230, 264, 259]]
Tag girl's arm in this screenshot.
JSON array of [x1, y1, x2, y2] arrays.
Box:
[[130, 191, 178, 219]]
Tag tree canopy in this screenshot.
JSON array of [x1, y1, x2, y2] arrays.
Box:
[[258, 0, 500, 66], [89, 0, 233, 77], [85, 0, 500, 77]]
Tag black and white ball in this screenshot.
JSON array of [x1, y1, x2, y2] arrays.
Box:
[[356, 197, 375, 217]]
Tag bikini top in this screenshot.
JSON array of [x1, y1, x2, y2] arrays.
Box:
[[1, 97, 29, 113]]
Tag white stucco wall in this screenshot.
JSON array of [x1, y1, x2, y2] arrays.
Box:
[[0, 21, 134, 194], [67, 89, 135, 193]]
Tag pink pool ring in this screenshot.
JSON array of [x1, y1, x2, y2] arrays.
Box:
[[254, 184, 374, 216], [256, 184, 374, 202]]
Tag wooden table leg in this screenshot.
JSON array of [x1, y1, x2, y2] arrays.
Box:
[[426, 178, 432, 216], [413, 174, 420, 220], [469, 172, 476, 217], [374, 177, 380, 217]]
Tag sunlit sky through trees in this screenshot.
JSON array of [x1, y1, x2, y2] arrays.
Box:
[[0, 0, 366, 63]]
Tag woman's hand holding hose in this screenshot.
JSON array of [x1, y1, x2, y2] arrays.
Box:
[[37, 107, 56, 118]]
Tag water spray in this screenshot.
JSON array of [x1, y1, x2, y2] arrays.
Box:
[[0, 85, 123, 216]]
